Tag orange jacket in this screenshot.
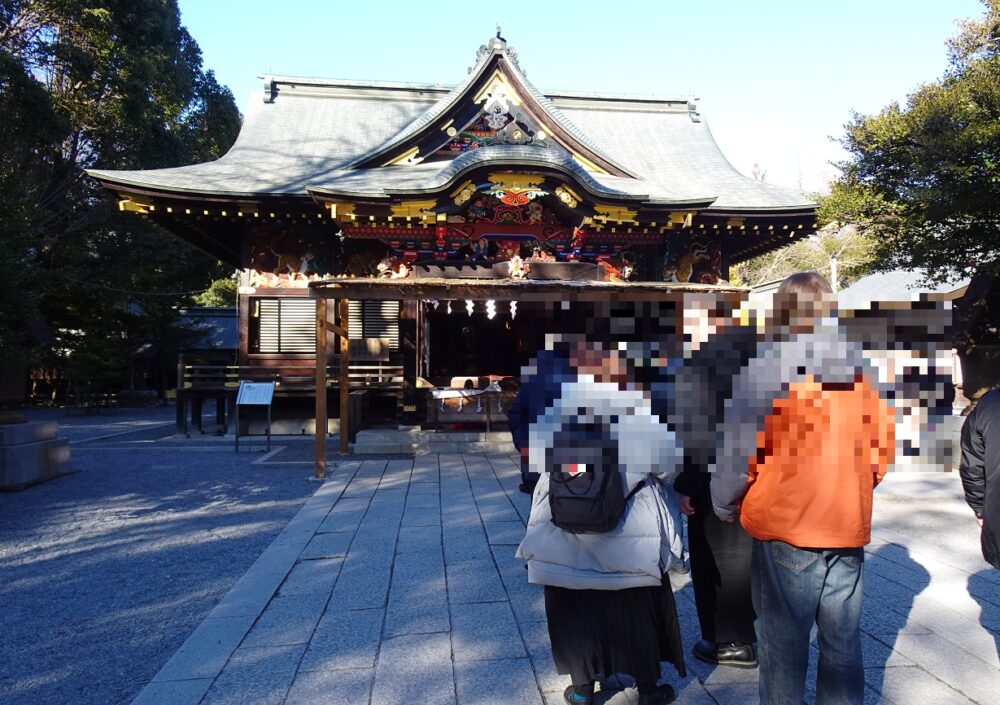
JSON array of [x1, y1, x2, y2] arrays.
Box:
[[738, 377, 895, 548]]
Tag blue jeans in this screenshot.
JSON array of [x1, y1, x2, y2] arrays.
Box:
[[752, 539, 865, 705]]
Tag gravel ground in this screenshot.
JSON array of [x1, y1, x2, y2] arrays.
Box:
[[0, 422, 321, 705]]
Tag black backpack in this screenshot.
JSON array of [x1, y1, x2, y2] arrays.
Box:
[[547, 424, 640, 533]]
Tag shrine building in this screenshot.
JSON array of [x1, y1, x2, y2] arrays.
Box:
[[88, 34, 817, 438]]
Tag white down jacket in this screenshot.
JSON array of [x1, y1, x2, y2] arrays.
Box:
[[515, 378, 685, 590]]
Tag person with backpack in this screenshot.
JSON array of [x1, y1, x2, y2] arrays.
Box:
[[516, 342, 686, 705], [710, 272, 896, 705]]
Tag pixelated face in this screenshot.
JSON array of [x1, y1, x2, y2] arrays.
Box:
[[682, 304, 714, 351], [768, 291, 837, 335]]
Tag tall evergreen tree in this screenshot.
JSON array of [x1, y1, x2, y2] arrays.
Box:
[[0, 1, 240, 396], [829, 0, 1000, 283]]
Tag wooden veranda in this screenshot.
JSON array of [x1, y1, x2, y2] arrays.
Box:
[[308, 277, 744, 478]]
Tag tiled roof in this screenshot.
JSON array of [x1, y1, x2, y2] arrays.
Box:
[[837, 270, 970, 310], [308, 146, 712, 203], [88, 42, 815, 213]]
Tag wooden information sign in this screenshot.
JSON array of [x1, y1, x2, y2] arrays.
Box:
[[235, 381, 275, 452]]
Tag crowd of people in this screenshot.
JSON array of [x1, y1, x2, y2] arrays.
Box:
[[509, 271, 999, 705]]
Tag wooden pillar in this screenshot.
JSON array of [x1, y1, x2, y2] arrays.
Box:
[[339, 298, 350, 455], [314, 297, 327, 479], [719, 232, 731, 283], [400, 300, 419, 425]]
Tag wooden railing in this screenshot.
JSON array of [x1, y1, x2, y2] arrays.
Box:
[[178, 361, 404, 395]]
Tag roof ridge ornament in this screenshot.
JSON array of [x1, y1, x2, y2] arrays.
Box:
[[470, 28, 523, 75]]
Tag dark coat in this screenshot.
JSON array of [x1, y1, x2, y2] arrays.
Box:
[[960, 387, 1000, 568], [666, 326, 758, 498], [508, 348, 574, 451]]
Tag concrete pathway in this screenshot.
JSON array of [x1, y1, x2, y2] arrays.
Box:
[[128, 455, 1000, 705]]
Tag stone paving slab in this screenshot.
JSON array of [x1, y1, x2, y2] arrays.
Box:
[[130, 678, 214, 705], [284, 667, 374, 705], [298, 608, 383, 672], [152, 614, 258, 683], [200, 644, 304, 705], [450, 601, 526, 662], [241, 594, 329, 648], [445, 557, 508, 604], [371, 632, 455, 705], [129, 462, 999, 705], [454, 658, 544, 705]]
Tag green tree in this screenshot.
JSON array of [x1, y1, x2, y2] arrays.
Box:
[[827, 0, 1000, 284], [192, 275, 238, 307], [731, 202, 877, 290], [0, 1, 240, 396]]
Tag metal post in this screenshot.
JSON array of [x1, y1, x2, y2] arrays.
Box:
[[315, 298, 328, 479], [176, 358, 185, 435], [339, 297, 350, 455]]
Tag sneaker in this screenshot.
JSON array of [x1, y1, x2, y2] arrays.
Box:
[[518, 481, 536, 494], [693, 639, 758, 668], [638, 684, 676, 705], [563, 685, 593, 705]]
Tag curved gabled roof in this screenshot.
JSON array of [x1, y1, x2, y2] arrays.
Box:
[[88, 38, 815, 214], [308, 146, 697, 204]]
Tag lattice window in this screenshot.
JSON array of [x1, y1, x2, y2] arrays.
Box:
[[252, 297, 316, 354], [348, 300, 400, 350]]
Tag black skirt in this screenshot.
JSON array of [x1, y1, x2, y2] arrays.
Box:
[[544, 574, 687, 687]]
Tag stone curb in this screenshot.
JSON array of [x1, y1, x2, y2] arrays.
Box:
[[128, 465, 358, 705]]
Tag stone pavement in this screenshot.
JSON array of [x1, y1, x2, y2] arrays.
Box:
[[128, 454, 1000, 705]]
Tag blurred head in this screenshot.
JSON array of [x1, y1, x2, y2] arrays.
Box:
[[769, 272, 836, 335], [682, 293, 740, 351]]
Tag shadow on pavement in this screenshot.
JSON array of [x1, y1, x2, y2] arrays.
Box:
[[968, 568, 1000, 663], [864, 543, 929, 693]]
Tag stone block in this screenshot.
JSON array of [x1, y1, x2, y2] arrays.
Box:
[[209, 569, 286, 619], [519, 620, 566, 695], [450, 602, 525, 661], [371, 633, 455, 705], [129, 679, 214, 705], [330, 560, 393, 611], [299, 608, 383, 672], [445, 559, 507, 604], [483, 520, 526, 546], [384, 550, 448, 636], [0, 420, 56, 445], [492, 549, 546, 625], [200, 644, 304, 705], [0, 435, 71, 489], [866, 665, 976, 704], [396, 525, 442, 554], [454, 658, 542, 705], [241, 594, 327, 647], [279, 557, 343, 597], [300, 532, 354, 560], [153, 614, 257, 682], [285, 667, 374, 705]]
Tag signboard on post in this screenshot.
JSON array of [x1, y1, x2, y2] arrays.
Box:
[[235, 381, 275, 452]]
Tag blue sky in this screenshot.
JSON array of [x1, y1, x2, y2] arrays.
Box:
[[177, 0, 985, 193]]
